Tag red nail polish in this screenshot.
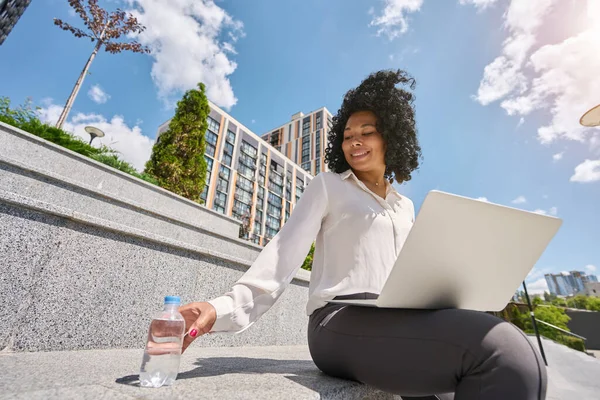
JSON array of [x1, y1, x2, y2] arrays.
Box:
[[190, 329, 198, 337]]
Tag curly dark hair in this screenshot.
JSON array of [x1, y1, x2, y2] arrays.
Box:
[[324, 69, 421, 183]]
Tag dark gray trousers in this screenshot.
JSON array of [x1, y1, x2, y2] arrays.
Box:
[[307, 294, 547, 400]]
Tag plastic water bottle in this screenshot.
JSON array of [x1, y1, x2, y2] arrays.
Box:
[[139, 296, 186, 388]]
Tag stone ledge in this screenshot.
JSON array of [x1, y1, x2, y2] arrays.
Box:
[[0, 121, 241, 238], [0, 345, 399, 400]]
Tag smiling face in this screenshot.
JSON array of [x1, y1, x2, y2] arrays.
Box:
[[342, 111, 386, 174]]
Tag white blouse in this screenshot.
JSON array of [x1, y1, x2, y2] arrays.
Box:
[[208, 169, 415, 334]]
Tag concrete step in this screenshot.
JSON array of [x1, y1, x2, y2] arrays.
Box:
[[0, 345, 401, 400], [2, 338, 600, 399]]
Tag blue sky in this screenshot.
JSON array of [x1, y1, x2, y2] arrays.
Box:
[[1, 0, 599, 293]]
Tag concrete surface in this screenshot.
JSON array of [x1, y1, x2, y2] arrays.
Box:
[[0, 121, 311, 353], [0, 337, 600, 400], [1, 337, 600, 399], [0, 345, 400, 400]]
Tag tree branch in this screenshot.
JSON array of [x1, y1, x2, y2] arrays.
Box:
[[53, 19, 94, 40]]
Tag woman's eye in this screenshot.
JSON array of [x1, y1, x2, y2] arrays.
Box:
[[363, 131, 374, 136]]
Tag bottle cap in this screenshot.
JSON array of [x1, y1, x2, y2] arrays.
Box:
[[164, 296, 181, 305]]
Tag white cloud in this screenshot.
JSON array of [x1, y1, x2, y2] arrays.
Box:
[[87, 84, 110, 104], [476, 196, 489, 202], [511, 195, 527, 204], [127, 0, 243, 110], [585, 264, 597, 272], [570, 159, 600, 183], [459, 0, 498, 10], [552, 152, 564, 161], [532, 206, 558, 216], [471, 0, 600, 154], [526, 278, 549, 295], [516, 117, 525, 128], [369, 0, 424, 40], [251, 119, 256, 124], [37, 102, 154, 172], [473, 0, 557, 105]]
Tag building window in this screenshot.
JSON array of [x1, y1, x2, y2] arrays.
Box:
[[255, 209, 263, 224], [302, 116, 311, 136], [222, 153, 232, 167], [316, 112, 322, 130], [302, 136, 310, 163], [302, 162, 311, 172], [206, 142, 216, 157], [213, 191, 227, 214], [254, 220, 262, 236], [316, 129, 321, 158], [227, 129, 236, 144], [288, 124, 292, 142], [240, 140, 258, 158], [200, 185, 208, 202], [238, 164, 255, 180], [208, 116, 220, 134], [315, 159, 320, 174]]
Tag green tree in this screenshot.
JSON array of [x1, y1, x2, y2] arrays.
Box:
[[567, 295, 590, 310], [145, 83, 209, 202], [543, 291, 557, 303], [551, 297, 567, 307], [587, 297, 600, 311], [301, 243, 315, 271]]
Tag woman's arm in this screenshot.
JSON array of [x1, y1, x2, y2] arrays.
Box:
[[208, 173, 330, 334]]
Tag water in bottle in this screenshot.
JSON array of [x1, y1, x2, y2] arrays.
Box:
[[139, 296, 186, 388]]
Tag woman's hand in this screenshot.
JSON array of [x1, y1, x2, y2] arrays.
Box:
[[179, 302, 217, 353]]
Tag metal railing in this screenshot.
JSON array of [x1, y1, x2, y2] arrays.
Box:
[[535, 319, 588, 341]]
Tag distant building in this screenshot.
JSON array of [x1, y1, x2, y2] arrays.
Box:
[[157, 100, 314, 246], [0, 0, 31, 45], [584, 282, 600, 297], [545, 271, 599, 297], [261, 107, 333, 176]]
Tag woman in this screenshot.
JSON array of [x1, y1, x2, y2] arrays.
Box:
[[178, 70, 547, 400]]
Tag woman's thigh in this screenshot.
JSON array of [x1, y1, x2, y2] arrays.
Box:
[[308, 304, 546, 399]]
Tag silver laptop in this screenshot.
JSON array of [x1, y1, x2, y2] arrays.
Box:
[[327, 190, 562, 312]]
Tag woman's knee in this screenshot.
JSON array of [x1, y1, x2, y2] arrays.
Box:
[[473, 320, 547, 393]]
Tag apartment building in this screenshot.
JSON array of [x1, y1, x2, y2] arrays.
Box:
[[156, 101, 314, 246], [260, 107, 333, 176]]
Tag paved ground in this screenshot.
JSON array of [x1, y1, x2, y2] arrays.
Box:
[[0, 337, 598, 399]]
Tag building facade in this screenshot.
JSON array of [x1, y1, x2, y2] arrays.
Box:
[[156, 101, 314, 246], [260, 107, 333, 176], [544, 271, 600, 297], [0, 0, 31, 45]]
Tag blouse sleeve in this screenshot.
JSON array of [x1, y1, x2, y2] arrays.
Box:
[[207, 172, 329, 334]]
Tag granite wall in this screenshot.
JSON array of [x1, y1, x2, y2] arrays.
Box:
[[0, 122, 311, 352]]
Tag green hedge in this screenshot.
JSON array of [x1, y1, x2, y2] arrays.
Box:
[[0, 97, 157, 185]]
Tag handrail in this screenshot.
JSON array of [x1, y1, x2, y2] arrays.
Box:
[[535, 319, 587, 341]]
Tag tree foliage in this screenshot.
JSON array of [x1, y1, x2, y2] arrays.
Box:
[[54, 0, 150, 54], [301, 243, 315, 271], [145, 83, 209, 202]]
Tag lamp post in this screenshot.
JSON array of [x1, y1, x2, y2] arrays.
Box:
[[84, 126, 105, 145]]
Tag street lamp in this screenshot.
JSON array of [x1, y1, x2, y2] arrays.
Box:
[[84, 126, 105, 145], [580, 104, 600, 127]]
